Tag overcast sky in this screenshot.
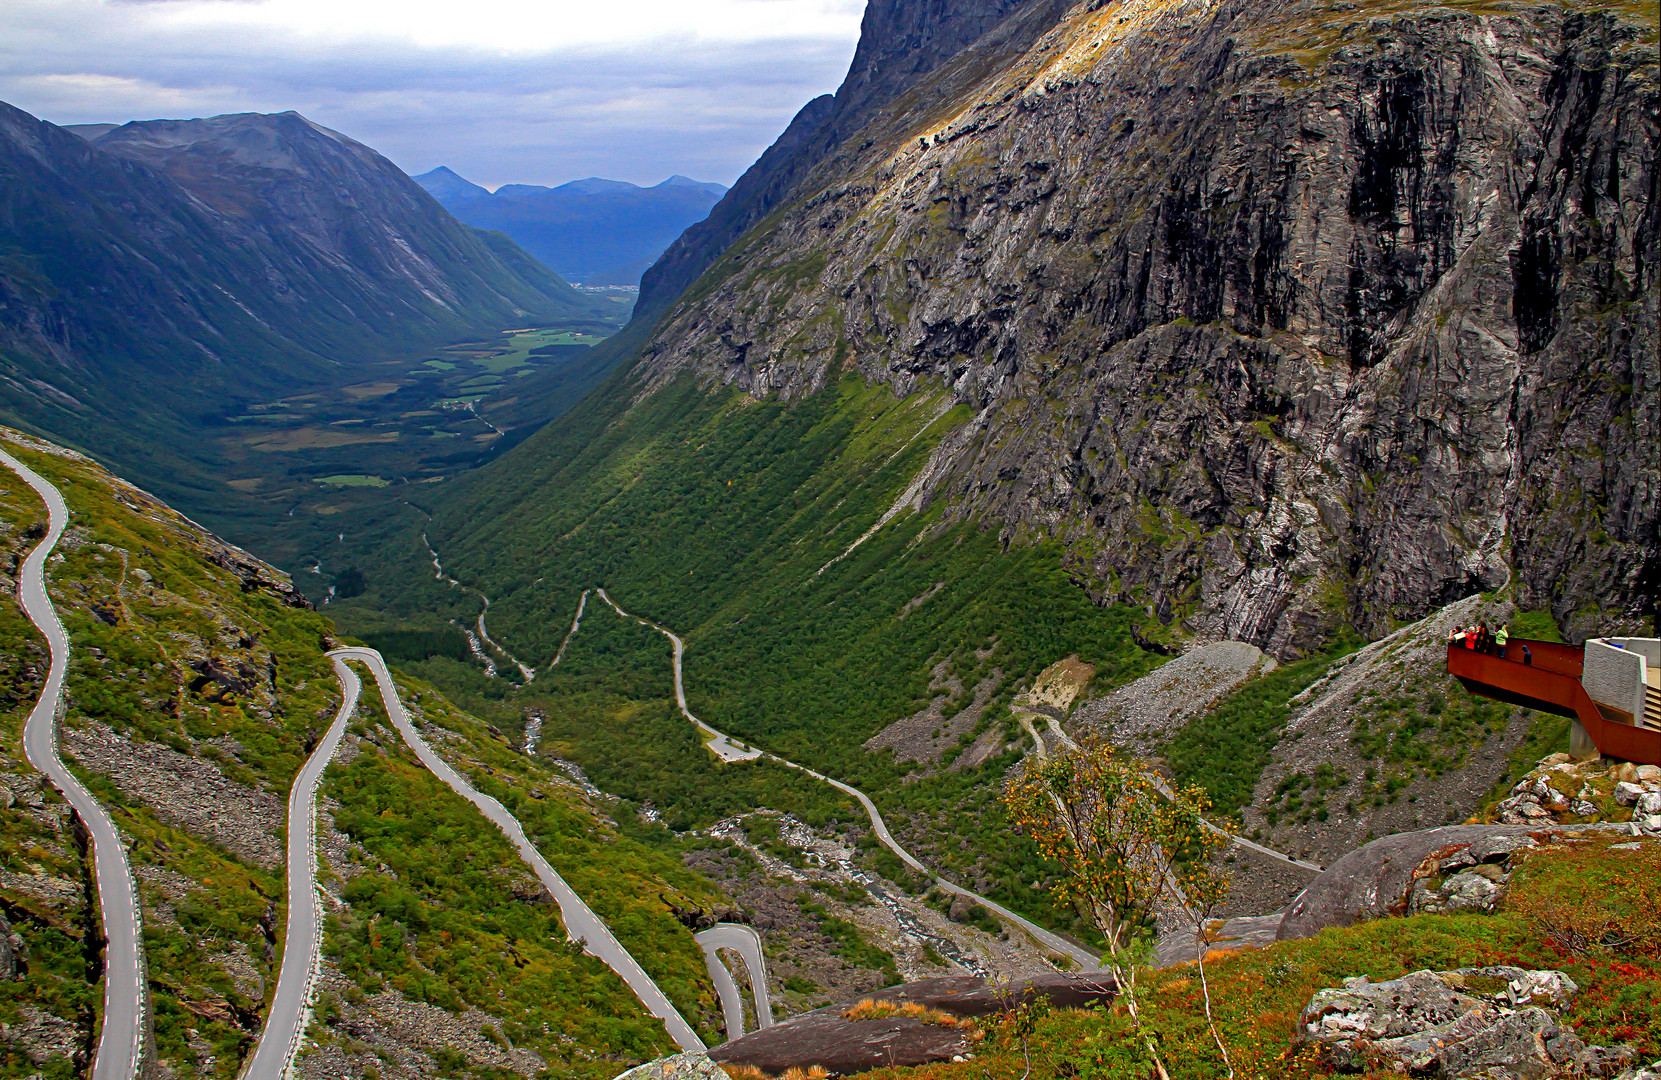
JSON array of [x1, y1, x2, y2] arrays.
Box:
[[0, 0, 865, 188]]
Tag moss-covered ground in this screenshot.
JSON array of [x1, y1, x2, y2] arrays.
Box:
[[862, 834, 1661, 1080]]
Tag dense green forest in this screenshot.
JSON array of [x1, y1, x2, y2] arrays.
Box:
[[331, 373, 1161, 936]]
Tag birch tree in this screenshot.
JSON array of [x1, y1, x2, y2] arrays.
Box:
[[1004, 738, 1231, 1076]]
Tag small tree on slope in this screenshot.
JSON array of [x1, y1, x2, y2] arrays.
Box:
[[1004, 739, 1232, 1077]]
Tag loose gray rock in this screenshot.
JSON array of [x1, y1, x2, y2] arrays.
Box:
[[612, 1053, 728, 1080], [0, 910, 15, 980], [1300, 968, 1632, 1078], [1074, 642, 1274, 748], [1411, 869, 1504, 915]]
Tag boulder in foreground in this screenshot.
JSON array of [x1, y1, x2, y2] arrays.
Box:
[[1299, 967, 1635, 1078], [614, 1051, 728, 1080]]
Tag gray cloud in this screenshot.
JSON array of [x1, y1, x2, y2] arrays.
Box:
[[0, 3, 860, 187]]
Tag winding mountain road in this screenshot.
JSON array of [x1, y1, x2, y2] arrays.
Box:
[[1, 448, 148, 1080], [422, 534, 535, 681], [586, 590, 1100, 971], [1025, 704, 1323, 874], [695, 924, 772, 1041], [328, 647, 706, 1053], [594, 590, 760, 762], [240, 658, 357, 1080], [777, 757, 1099, 969]]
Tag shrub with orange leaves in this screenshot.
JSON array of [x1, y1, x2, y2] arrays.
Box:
[[1508, 835, 1661, 958], [842, 998, 982, 1034]]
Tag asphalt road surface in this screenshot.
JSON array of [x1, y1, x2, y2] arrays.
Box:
[[241, 657, 357, 1080], [1, 447, 148, 1080], [694, 923, 773, 1041], [1030, 708, 1322, 874], [328, 647, 706, 1053], [595, 590, 761, 762], [584, 588, 1101, 971], [774, 757, 1101, 970]]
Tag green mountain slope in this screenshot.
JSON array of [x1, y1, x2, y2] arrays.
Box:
[[327, 0, 1655, 953], [330, 371, 1156, 940], [0, 104, 615, 545], [0, 430, 719, 1079], [630, 0, 1656, 650]]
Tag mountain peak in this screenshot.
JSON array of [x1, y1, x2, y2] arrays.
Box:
[[555, 177, 639, 196], [413, 165, 492, 201], [657, 175, 728, 196]]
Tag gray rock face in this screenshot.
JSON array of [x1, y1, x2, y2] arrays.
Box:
[[1154, 912, 1286, 969], [633, 0, 1657, 653], [855, 973, 1116, 1017], [0, 910, 15, 980], [708, 973, 1114, 1074], [1300, 968, 1633, 1078], [1277, 823, 1626, 940], [636, 0, 1072, 319], [709, 1010, 977, 1075]]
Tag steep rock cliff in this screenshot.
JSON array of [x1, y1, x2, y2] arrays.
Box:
[[634, 0, 1658, 653], [635, 0, 1068, 318]]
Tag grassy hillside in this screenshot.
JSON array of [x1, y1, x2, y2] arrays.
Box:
[[0, 431, 718, 1079]]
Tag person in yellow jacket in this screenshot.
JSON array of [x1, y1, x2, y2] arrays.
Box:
[[1494, 624, 1509, 655]]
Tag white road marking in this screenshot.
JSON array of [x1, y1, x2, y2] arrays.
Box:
[[240, 659, 357, 1080], [695, 923, 772, 1041]]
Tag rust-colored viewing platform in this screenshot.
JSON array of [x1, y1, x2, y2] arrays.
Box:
[[1447, 637, 1661, 766]]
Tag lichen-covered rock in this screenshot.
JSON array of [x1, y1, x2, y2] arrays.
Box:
[[1278, 823, 1632, 940], [1492, 758, 1661, 833], [1411, 868, 1505, 915], [1300, 968, 1633, 1078], [612, 1052, 729, 1080]]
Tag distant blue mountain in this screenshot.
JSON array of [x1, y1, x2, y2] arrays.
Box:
[[414, 168, 727, 286], [417, 165, 491, 201]]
